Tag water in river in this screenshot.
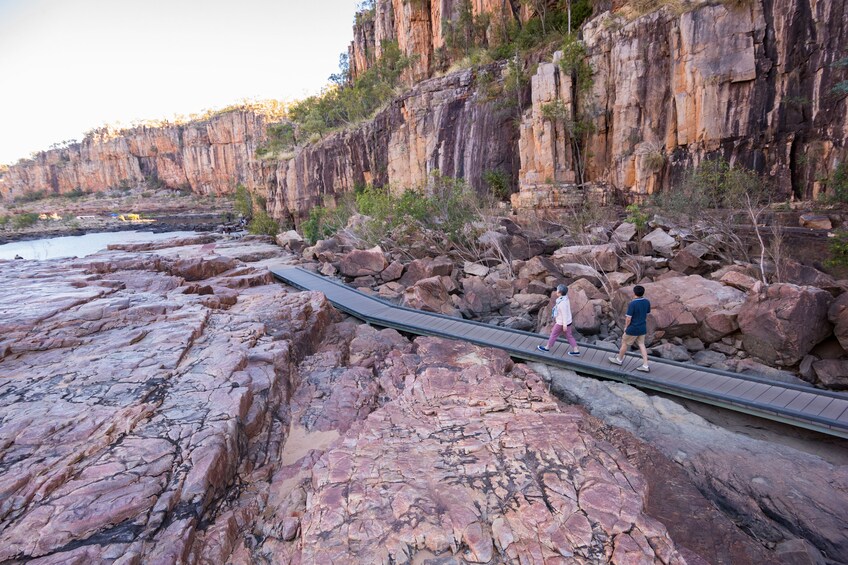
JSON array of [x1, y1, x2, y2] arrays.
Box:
[[0, 231, 198, 261]]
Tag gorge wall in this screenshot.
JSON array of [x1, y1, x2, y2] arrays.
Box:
[[1, 0, 845, 219]]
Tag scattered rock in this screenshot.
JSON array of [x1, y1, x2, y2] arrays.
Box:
[[812, 360, 848, 390], [381, 260, 404, 282], [402, 276, 460, 317], [669, 242, 711, 275], [650, 343, 692, 362], [612, 222, 638, 242], [641, 228, 678, 255], [463, 261, 489, 277], [735, 358, 811, 387], [828, 293, 848, 351], [799, 213, 832, 230], [693, 350, 727, 367], [339, 246, 387, 278], [738, 284, 833, 366], [720, 270, 759, 292]]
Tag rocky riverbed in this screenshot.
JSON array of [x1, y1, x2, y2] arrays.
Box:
[[0, 189, 233, 245], [0, 235, 846, 564]]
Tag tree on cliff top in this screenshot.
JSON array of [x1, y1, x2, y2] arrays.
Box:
[[288, 40, 410, 139]]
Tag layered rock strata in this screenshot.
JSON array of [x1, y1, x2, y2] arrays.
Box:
[[514, 0, 848, 208], [0, 111, 270, 199]]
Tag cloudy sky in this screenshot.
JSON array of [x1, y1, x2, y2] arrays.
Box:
[[0, 0, 359, 164]]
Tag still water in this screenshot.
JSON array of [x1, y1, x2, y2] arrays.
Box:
[[0, 231, 198, 261]]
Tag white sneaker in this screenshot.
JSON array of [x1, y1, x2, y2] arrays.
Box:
[[637, 365, 650, 372], [608, 356, 623, 366]]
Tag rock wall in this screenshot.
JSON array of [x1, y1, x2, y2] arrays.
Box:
[[514, 0, 848, 210], [349, 0, 521, 81], [266, 67, 520, 223], [3, 0, 845, 221], [0, 111, 270, 199]]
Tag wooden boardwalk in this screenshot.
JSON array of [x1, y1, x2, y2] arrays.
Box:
[[270, 265, 848, 440]]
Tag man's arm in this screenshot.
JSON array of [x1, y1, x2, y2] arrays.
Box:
[[624, 314, 632, 330]]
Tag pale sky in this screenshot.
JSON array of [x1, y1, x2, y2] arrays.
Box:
[[0, 0, 360, 165]]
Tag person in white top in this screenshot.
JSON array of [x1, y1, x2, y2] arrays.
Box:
[[537, 284, 580, 356]]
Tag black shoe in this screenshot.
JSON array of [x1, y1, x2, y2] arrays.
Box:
[[537, 345, 549, 352], [567, 351, 580, 356]]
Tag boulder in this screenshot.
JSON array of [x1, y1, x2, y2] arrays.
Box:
[[720, 270, 759, 292], [339, 246, 387, 278], [398, 257, 454, 286], [669, 242, 711, 274], [460, 276, 512, 317], [799, 213, 832, 230], [517, 256, 559, 280], [612, 276, 746, 344], [738, 284, 834, 366], [641, 228, 677, 255], [612, 221, 638, 242], [381, 260, 404, 282], [693, 350, 728, 367], [828, 293, 848, 351], [377, 282, 404, 301], [735, 358, 811, 387], [402, 276, 460, 317], [606, 271, 635, 290], [650, 343, 692, 362], [569, 289, 603, 335], [553, 262, 603, 286], [510, 293, 549, 313], [798, 355, 818, 381], [569, 278, 606, 300], [463, 261, 489, 277], [812, 360, 848, 390], [276, 230, 305, 252], [303, 238, 340, 263], [782, 260, 839, 292], [553, 243, 619, 272]]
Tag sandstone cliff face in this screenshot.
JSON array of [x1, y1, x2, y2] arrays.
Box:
[[0, 111, 270, 199], [514, 0, 848, 209], [266, 67, 520, 223], [3, 0, 845, 221], [350, 0, 521, 81]]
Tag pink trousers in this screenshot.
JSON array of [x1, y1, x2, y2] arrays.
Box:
[[546, 324, 577, 350]]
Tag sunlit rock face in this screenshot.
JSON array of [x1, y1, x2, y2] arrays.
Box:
[[266, 66, 520, 223], [0, 111, 270, 199], [513, 0, 847, 210]]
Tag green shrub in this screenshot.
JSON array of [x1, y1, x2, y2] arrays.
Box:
[[12, 212, 39, 229], [248, 210, 280, 236], [233, 184, 253, 218], [256, 122, 297, 158], [0, 215, 9, 227], [483, 170, 511, 200], [289, 40, 410, 138], [826, 162, 848, 203], [625, 204, 649, 233], [826, 230, 848, 269], [66, 187, 88, 199]]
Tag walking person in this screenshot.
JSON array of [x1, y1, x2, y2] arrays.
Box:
[[609, 285, 651, 372], [537, 284, 580, 356]]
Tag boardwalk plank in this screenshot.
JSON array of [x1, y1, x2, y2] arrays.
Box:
[[784, 392, 818, 413]]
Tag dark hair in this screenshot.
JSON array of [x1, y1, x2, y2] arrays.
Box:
[[634, 285, 645, 297], [556, 284, 568, 295]]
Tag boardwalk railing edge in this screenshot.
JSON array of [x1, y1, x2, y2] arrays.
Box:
[[271, 265, 848, 439]]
